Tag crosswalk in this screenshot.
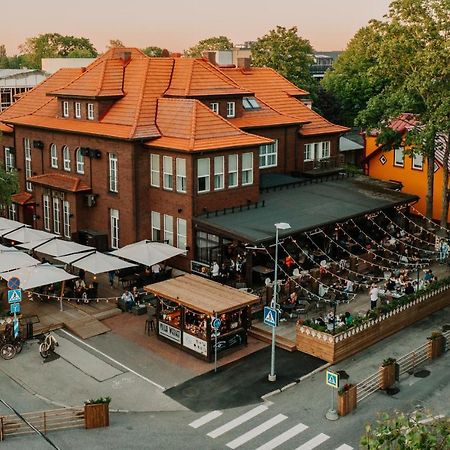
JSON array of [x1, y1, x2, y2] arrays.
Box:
[[189, 404, 354, 450]]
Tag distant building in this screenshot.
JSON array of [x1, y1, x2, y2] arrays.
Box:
[[41, 58, 96, 74], [310, 52, 341, 80], [339, 130, 364, 166]]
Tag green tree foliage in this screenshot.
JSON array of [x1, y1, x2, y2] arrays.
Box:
[[19, 33, 98, 68], [184, 36, 233, 57], [361, 411, 450, 449], [0, 163, 19, 206], [107, 39, 126, 49], [251, 26, 315, 93], [141, 46, 167, 57]]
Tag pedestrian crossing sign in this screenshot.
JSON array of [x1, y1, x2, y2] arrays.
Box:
[[8, 289, 22, 304], [326, 370, 339, 389], [263, 306, 278, 327]]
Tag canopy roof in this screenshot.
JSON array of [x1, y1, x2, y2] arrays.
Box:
[[110, 240, 185, 267], [0, 218, 28, 231], [145, 274, 260, 315], [0, 263, 77, 290], [19, 238, 94, 257], [0, 245, 40, 272], [1, 226, 56, 243], [58, 251, 136, 275]]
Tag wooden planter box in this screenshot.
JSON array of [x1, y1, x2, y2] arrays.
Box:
[[84, 403, 109, 429], [427, 336, 445, 359], [296, 286, 450, 364], [337, 385, 357, 416], [379, 364, 396, 390]]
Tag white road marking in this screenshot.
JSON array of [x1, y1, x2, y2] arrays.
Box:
[[226, 414, 287, 449], [255, 422, 309, 450], [207, 404, 268, 438], [335, 445, 354, 450], [189, 411, 223, 429], [294, 433, 330, 450], [60, 329, 165, 390]]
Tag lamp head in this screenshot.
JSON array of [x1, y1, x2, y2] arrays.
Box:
[[275, 222, 291, 230]]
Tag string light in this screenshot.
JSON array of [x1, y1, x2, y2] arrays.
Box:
[[410, 205, 450, 234]]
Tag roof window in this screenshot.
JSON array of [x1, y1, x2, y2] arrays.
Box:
[[242, 97, 260, 110]]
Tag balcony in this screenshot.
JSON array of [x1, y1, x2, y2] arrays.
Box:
[[302, 155, 345, 177]]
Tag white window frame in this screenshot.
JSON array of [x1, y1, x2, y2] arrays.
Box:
[[320, 141, 330, 159], [150, 154, 160, 187], [394, 146, 404, 167], [210, 102, 219, 114], [197, 158, 210, 193], [109, 153, 118, 192], [62, 101, 69, 118], [4, 147, 14, 172], [62, 145, 71, 171], [24, 138, 32, 192], [226, 101, 236, 118], [43, 195, 50, 231], [8, 203, 17, 221], [228, 154, 238, 188], [412, 152, 423, 170], [63, 200, 71, 239], [177, 218, 187, 250], [241, 152, 253, 186], [75, 148, 84, 174], [50, 144, 58, 168], [163, 156, 173, 190], [176, 158, 186, 193], [87, 103, 94, 120], [53, 197, 61, 235], [259, 140, 278, 168], [151, 211, 161, 241], [304, 143, 314, 162], [214, 156, 224, 190], [110, 209, 119, 249], [75, 102, 81, 119], [164, 214, 173, 246]]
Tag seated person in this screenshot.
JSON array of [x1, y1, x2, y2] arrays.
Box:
[[344, 311, 353, 325], [74, 278, 86, 298], [424, 269, 434, 281], [404, 282, 414, 295], [132, 286, 142, 305], [121, 290, 135, 312], [385, 278, 396, 292]]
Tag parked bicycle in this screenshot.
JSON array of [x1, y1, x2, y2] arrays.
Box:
[[0, 324, 23, 360], [38, 332, 59, 359]]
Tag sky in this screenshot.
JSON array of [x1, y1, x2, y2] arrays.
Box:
[[1, 0, 392, 55]]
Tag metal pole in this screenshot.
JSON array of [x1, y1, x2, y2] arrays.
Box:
[[416, 262, 420, 292], [269, 226, 279, 382], [214, 312, 218, 373], [332, 300, 337, 334]]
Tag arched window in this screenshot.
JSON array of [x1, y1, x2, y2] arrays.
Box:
[[50, 144, 58, 168], [62, 145, 71, 171], [75, 147, 84, 174]]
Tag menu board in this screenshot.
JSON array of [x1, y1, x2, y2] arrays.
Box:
[[159, 321, 181, 344], [183, 333, 208, 356]]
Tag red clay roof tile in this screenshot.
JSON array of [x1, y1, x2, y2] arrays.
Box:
[[11, 192, 34, 205], [28, 173, 91, 192]]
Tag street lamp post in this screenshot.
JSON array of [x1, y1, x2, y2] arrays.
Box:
[[269, 222, 291, 382]]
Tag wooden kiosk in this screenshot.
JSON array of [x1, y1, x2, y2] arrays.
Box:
[[144, 274, 260, 361]]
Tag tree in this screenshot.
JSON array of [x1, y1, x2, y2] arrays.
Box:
[[107, 39, 126, 49], [0, 163, 18, 207], [361, 410, 450, 449], [251, 26, 315, 93], [19, 33, 98, 68], [141, 46, 167, 57], [184, 36, 233, 57]]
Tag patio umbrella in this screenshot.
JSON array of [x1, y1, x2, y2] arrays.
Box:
[[0, 218, 27, 231], [0, 263, 77, 290], [57, 251, 136, 275], [110, 240, 185, 267], [19, 238, 94, 257], [0, 246, 40, 272], [1, 227, 56, 243]]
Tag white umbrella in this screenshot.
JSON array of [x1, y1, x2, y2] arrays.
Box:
[[110, 240, 185, 267], [0, 246, 40, 272], [19, 238, 94, 257], [0, 218, 27, 231], [58, 251, 136, 275], [1, 227, 56, 243], [0, 263, 77, 290]]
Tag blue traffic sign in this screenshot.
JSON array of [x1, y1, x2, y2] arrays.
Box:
[[7, 277, 21, 290], [10, 303, 21, 314], [8, 289, 22, 304], [13, 318, 19, 338], [263, 306, 279, 328], [326, 370, 340, 389], [211, 318, 222, 330]]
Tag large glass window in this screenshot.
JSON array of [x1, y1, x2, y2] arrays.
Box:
[[151, 211, 161, 241], [63, 201, 71, 238], [43, 195, 50, 231], [62, 146, 71, 171], [53, 197, 61, 235], [24, 138, 32, 191], [109, 153, 118, 192], [394, 147, 404, 167], [241, 152, 253, 185], [197, 158, 210, 193], [164, 214, 173, 245], [228, 154, 238, 188], [177, 218, 187, 250], [214, 156, 224, 190], [412, 152, 423, 170], [4, 147, 14, 172], [304, 143, 314, 162], [196, 231, 220, 264], [76, 148, 84, 174], [8, 204, 17, 221], [226, 101, 235, 118], [110, 209, 119, 249], [163, 156, 173, 190], [50, 144, 58, 168], [259, 140, 278, 168], [320, 141, 330, 159], [176, 158, 186, 193], [150, 154, 160, 187]]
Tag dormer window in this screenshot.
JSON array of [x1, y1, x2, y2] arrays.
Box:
[[210, 102, 219, 114], [242, 97, 260, 110], [62, 101, 69, 118], [75, 102, 81, 119], [226, 102, 235, 118], [87, 103, 94, 120]]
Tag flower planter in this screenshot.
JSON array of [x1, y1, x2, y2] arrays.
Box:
[[84, 403, 110, 429], [337, 385, 357, 416], [379, 363, 396, 390], [427, 335, 445, 360]]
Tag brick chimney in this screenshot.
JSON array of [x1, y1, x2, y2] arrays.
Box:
[[237, 57, 251, 71]]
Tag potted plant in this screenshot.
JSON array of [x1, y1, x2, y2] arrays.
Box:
[[337, 383, 357, 416], [84, 396, 111, 429], [427, 332, 445, 359], [379, 357, 396, 390]]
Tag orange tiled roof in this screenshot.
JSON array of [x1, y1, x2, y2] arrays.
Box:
[[165, 59, 252, 97], [11, 192, 34, 205], [146, 98, 272, 151], [222, 67, 349, 136], [0, 123, 13, 133], [28, 173, 91, 192]]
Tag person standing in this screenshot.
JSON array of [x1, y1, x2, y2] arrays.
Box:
[[369, 284, 379, 310]]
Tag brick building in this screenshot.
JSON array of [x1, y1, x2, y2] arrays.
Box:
[[0, 48, 349, 273]]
